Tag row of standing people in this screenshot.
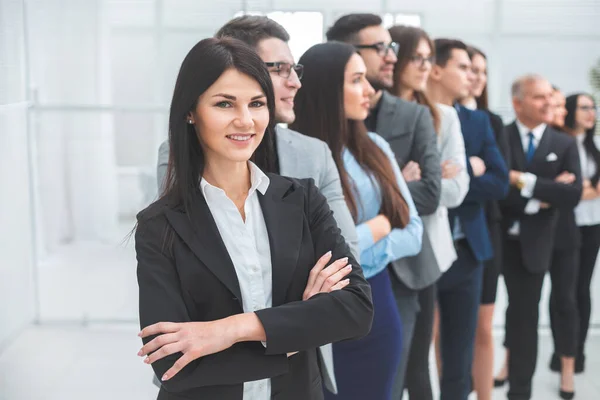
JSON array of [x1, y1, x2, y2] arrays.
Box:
[[135, 11, 598, 400]]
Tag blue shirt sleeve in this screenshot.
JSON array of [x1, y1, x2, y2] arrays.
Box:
[[356, 134, 423, 278]]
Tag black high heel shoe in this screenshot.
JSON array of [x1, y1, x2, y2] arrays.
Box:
[[559, 389, 575, 399], [493, 377, 507, 387]]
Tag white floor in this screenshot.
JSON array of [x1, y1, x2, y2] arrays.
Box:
[[0, 324, 598, 400]]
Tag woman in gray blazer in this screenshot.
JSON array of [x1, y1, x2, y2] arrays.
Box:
[[389, 25, 469, 400]]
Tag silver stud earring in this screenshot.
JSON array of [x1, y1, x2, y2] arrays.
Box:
[[187, 119, 193, 124]]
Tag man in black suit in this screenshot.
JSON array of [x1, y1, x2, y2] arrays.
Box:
[[500, 74, 582, 400]]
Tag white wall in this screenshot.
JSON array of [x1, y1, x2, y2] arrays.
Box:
[[0, 0, 36, 347]]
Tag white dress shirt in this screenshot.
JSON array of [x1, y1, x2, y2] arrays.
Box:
[[508, 120, 547, 235], [574, 133, 600, 226], [200, 161, 272, 400]]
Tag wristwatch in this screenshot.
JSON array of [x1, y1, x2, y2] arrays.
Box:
[[515, 173, 526, 190]]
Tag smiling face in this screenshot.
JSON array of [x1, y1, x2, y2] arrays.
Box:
[[188, 68, 269, 168], [256, 37, 301, 124], [344, 53, 376, 120]]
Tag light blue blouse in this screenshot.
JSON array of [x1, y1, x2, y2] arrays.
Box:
[[343, 132, 423, 279]]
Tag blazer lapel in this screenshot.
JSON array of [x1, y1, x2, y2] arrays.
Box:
[[165, 194, 242, 305], [508, 122, 526, 171], [259, 176, 304, 307], [375, 91, 398, 137]]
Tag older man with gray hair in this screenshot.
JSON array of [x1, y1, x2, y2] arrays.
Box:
[[498, 73, 582, 400]]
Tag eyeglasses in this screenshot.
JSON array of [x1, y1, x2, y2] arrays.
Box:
[[355, 41, 400, 57], [578, 105, 598, 112], [264, 62, 304, 80], [409, 54, 435, 67]]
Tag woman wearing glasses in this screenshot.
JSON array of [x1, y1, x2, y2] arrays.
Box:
[[550, 93, 600, 380], [291, 41, 423, 400], [388, 25, 470, 400], [135, 37, 374, 400]]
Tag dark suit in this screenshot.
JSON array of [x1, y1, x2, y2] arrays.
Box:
[[372, 91, 442, 397], [439, 105, 508, 400], [136, 175, 374, 400], [501, 122, 581, 400], [481, 110, 509, 304]]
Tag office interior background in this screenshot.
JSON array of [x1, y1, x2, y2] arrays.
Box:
[[1, 0, 599, 399]]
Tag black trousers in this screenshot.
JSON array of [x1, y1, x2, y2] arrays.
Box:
[[503, 239, 546, 400], [550, 224, 600, 357], [404, 283, 436, 400], [548, 247, 579, 357]]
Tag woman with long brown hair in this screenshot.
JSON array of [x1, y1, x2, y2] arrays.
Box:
[[134, 37, 374, 400], [388, 25, 470, 400], [291, 41, 423, 400]]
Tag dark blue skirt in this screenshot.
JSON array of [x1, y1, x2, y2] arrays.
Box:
[[324, 268, 403, 400]]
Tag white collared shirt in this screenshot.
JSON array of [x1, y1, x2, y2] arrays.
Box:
[[200, 161, 272, 400], [574, 134, 600, 226], [508, 120, 547, 235]]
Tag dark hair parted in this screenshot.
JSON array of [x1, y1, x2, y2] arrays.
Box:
[[466, 45, 489, 110], [326, 13, 382, 43], [290, 42, 410, 228], [433, 38, 468, 67], [565, 93, 600, 185], [215, 15, 289, 48], [163, 37, 278, 215], [388, 25, 441, 133]]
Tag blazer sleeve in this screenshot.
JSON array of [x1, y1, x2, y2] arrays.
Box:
[[156, 140, 169, 194], [316, 141, 360, 261], [355, 135, 423, 275], [406, 107, 442, 216], [439, 107, 470, 208], [463, 114, 509, 203], [531, 138, 582, 209], [255, 179, 374, 355], [136, 216, 289, 392]]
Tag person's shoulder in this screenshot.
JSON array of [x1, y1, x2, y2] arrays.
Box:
[[548, 126, 576, 146], [385, 91, 428, 115], [367, 131, 393, 154], [276, 125, 328, 151], [136, 196, 171, 223]]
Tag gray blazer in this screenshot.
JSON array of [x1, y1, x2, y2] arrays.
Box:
[[375, 91, 442, 290], [156, 125, 359, 393]]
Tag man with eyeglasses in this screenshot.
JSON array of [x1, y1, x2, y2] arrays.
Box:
[[327, 13, 442, 399], [155, 15, 360, 395]]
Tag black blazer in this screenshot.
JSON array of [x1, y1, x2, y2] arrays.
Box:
[[500, 123, 582, 273], [136, 175, 373, 400]]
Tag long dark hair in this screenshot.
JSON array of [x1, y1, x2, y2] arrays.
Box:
[[565, 93, 600, 185], [290, 42, 409, 228], [162, 37, 278, 216], [388, 25, 441, 133], [466, 45, 489, 110]]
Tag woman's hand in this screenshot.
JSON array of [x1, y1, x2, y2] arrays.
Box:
[[138, 315, 252, 381], [303, 251, 352, 300], [402, 161, 421, 182], [441, 159, 461, 180], [365, 214, 392, 244]]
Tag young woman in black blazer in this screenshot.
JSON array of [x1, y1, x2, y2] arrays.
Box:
[[135, 37, 373, 400]]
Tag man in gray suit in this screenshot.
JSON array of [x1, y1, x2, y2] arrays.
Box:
[[327, 14, 442, 397], [155, 16, 358, 394]]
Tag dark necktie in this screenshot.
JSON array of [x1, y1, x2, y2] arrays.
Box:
[[526, 132, 536, 164]]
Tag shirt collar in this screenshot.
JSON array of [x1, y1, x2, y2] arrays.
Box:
[[200, 161, 270, 200], [516, 119, 547, 142]]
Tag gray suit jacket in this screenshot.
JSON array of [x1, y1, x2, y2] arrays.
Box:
[[156, 125, 359, 393], [375, 91, 442, 291]]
